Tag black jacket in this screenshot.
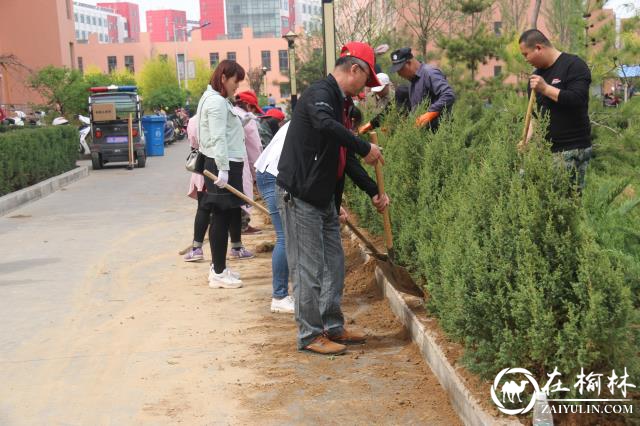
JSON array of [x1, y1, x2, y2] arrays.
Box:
[[277, 74, 378, 209]]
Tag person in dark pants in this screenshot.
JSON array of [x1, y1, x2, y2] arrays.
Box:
[[277, 42, 389, 356], [389, 47, 455, 130], [518, 29, 592, 191], [196, 60, 247, 288]]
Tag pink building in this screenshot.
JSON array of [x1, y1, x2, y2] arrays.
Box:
[[0, 0, 76, 109], [75, 27, 291, 100], [97, 2, 141, 42], [200, 0, 226, 40], [146, 10, 188, 42]]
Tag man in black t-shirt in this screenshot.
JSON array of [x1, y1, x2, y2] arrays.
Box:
[[518, 29, 592, 191]]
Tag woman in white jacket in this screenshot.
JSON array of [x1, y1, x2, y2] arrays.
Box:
[[196, 60, 247, 288]]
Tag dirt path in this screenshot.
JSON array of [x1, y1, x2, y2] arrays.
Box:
[[0, 171, 460, 425]]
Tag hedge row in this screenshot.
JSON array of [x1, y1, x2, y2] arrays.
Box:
[[346, 94, 640, 388], [0, 126, 78, 196]]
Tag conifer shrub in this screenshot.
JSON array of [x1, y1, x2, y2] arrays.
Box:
[[346, 93, 639, 383], [0, 126, 78, 196]]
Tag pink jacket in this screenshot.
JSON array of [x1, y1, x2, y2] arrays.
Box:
[[187, 116, 205, 199], [234, 107, 263, 211]]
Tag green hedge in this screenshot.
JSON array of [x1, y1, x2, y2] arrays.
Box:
[[346, 94, 640, 387], [0, 126, 78, 196]]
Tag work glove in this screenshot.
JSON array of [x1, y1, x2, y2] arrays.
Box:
[[358, 122, 373, 135], [415, 111, 440, 128], [214, 170, 229, 188]]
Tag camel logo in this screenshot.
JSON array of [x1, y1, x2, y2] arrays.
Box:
[[491, 368, 541, 415]]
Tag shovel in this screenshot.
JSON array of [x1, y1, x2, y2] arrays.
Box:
[[364, 131, 425, 297]]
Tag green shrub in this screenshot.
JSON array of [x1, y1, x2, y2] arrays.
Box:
[[0, 126, 78, 196], [346, 93, 639, 385]]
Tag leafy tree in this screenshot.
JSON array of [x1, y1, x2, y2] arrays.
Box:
[[83, 67, 136, 88], [438, 0, 502, 81], [27, 65, 88, 117], [137, 56, 185, 111], [294, 37, 325, 94], [542, 0, 586, 52]]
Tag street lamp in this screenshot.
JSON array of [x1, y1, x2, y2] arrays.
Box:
[[183, 21, 210, 91], [283, 30, 298, 111], [261, 65, 268, 97]]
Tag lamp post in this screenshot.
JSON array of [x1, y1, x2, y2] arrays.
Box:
[[283, 30, 298, 111], [261, 66, 268, 97], [183, 21, 210, 91]]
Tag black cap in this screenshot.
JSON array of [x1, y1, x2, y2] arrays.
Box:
[[389, 47, 413, 73]]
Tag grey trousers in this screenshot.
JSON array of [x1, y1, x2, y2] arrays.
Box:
[[276, 185, 345, 349]]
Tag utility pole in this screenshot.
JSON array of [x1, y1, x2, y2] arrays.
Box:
[[322, 0, 336, 77]]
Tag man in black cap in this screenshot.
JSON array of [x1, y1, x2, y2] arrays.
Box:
[[390, 47, 455, 130]]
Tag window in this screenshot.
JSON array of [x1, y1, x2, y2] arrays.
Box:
[[76, 30, 79, 39], [303, 4, 307, 13], [282, 0, 288, 11], [82, 30, 87, 39], [80, 14, 85, 24], [227, 52, 236, 61], [75, 13, 78, 22], [209, 52, 219, 68], [78, 57, 84, 73], [279, 50, 288, 71], [282, 17, 289, 29], [92, 16, 96, 25], [261, 50, 271, 71], [494, 65, 502, 77], [125, 56, 134, 73], [494, 21, 502, 35], [108, 56, 117, 72]]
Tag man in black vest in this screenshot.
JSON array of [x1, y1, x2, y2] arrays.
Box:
[[277, 42, 389, 356]]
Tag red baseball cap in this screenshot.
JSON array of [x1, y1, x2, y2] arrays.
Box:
[[340, 42, 382, 88], [262, 108, 285, 121], [236, 91, 264, 114]]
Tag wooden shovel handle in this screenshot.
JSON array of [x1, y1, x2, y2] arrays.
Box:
[[203, 170, 270, 216], [369, 131, 393, 251], [521, 91, 536, 143]]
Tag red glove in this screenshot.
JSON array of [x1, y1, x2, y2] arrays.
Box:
[[415, 111, 440, 128]]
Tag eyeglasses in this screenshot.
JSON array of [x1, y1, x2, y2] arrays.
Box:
[[356, 64, 370, 81]]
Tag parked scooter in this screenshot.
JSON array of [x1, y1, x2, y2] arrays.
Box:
[[163, 119, 176, 145]]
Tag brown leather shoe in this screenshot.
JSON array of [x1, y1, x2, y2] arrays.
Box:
[[302, 335, 347, 355], [330, 328, 367, 344]]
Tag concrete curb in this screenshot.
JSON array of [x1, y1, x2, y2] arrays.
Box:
[[349, 234, 522, 426], [0, 166, 89, 216]]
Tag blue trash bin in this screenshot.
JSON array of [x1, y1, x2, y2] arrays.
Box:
[[142, 115, 166, 156]]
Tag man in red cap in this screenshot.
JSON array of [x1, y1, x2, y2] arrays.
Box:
[[276, 41, 389, 356], [257, 108, 286, 148]]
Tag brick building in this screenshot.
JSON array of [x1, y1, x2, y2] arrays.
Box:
[[97, 2, 141, 42]]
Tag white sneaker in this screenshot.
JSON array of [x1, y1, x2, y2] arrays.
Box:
[[208, 265, 240, 281], [271, 295, 295, 314], [209, 268, 243, 289]]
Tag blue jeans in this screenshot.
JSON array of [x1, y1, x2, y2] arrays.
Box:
[[256, 171, 289, 299]]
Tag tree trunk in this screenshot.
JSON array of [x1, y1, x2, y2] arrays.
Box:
[[529, 0, 542, 29]]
